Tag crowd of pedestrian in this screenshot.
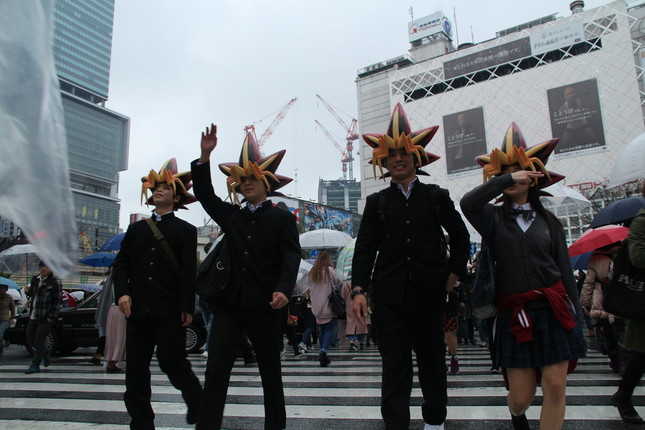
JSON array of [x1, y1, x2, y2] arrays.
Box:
[[3, 108, 643, 430]]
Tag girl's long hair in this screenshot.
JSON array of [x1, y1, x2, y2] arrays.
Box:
[[308, 251, 333, 283], [500, 184, 563, 252]]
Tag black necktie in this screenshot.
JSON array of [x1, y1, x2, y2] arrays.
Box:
[[509, 207, 535, 221]]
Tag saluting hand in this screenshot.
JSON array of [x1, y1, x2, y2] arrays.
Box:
[[511, 170, 543, 186], [199, 124, 217, 163]]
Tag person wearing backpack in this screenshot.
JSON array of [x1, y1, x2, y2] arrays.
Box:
[[460, 122, 586, 430], [612, 185, 645, 424], [351, 103, 470, 430]]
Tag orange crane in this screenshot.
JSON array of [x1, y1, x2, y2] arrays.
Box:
[[315, 94, 358, 181], [79, 232, 92, 254], [314, 120, 352, 180], [244, 97, 297, 149]]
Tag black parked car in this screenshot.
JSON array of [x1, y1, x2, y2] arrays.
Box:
[[4, 290, 207, 355]]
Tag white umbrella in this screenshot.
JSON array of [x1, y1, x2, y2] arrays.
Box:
[[293, 259, 313, 295], [541, 182, 591, 210], [0, 244, 40, 276], [299, 229, 352, 249], [0, 244, 37, 256], [608, 132, 645, 188]]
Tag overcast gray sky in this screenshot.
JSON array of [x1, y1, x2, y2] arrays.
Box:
[[107, 0, 606, 229]]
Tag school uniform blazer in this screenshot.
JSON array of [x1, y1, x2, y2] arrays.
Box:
[[113, 212, 197, 319], [191, 160, 301, 310], [352, 179, 470, 307]]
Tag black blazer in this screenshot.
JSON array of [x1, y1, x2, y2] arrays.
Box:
[[113, 212, 197, 319], [352, 180, 470, 307], [191, 160, 301, 310]]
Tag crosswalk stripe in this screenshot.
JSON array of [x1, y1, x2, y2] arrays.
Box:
[[0, 343, 642, 429]]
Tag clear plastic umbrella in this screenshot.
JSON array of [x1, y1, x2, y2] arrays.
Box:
[[299, 229, 352, 249], [293, 259, 313, 295], [336, 238, 357, 282]]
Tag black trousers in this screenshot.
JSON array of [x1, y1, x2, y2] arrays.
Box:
[[372, 294, 447, 429], [124, 317, 202, 430], [26, 318, 54, 365], [197, 306, 285, 430]]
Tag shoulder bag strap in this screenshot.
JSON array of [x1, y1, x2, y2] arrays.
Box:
[[145, 218, 180, 271]]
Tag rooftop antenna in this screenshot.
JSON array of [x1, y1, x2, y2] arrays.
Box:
[[453, 6, 460, 47], [409, 6, 414, 20], [470, 25, 474, 43]]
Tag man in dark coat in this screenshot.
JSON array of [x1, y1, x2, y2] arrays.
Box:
[[113, 159, 202, 430], [24, 260, 62, 374], [351, 104, 470, 430], [192, 125, 301, 430]]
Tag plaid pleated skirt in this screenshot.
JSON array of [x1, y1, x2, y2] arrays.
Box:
[[493, 302, 587, 369]]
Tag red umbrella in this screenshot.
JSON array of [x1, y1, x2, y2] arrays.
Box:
[[568, 225, 630, 257]]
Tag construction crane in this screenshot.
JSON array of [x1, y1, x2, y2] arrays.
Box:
[[314, 120, 352, 180], [79, 232, 92, 254], [315, 94, 358, 181], [244, 97, 297, 149]]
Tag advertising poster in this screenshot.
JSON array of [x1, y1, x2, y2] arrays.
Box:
[[442, 107, 487, 176], [547, 79, 606, 155], [272, 196, 300, 222], [303, 203, 353, 236]]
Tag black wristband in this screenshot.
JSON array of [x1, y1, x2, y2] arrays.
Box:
[[350, 288, 365, 299]]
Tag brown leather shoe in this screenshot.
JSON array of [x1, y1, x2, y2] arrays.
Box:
[[105, 365, 122, 373]]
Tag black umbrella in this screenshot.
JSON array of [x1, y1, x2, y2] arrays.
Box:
[[589, 196, 645, 228]]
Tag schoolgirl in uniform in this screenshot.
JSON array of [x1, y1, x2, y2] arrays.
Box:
[[460, 123, 586, 430]]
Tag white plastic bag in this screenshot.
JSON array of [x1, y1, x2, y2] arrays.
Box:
[[0, 0, 78, 277]]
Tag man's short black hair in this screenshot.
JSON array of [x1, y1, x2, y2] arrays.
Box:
[[38, 260, 47, 268]]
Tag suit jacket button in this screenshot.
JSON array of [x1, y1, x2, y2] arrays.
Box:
[[148, 277, 153, 280], [149, 262, 154, 266], [242, 267, 247, 271], [406, 238, 411, 243], [151, 247, 155, 251], [247, 235, 252, 240]]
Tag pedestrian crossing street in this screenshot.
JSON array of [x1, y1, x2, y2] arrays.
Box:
[[0, 343, 642, 429]]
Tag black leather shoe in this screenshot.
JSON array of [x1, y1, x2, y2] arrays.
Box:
[[511, 413, 530, 430], [187, 406, 199, 425], [612, 391, 644, 424]]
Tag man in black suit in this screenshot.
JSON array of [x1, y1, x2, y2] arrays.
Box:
[[113, 159, 202, 430], [191, 125, 301, 430], [351, 104, 470, 430]]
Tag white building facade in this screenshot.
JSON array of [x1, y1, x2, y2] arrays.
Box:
[[356, 0, 645, 244]]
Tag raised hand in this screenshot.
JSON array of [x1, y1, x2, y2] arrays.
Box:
[[199, 124, 217, 163]]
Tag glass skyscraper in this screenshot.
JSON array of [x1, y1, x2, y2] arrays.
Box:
[[52, 0, 129, 252]]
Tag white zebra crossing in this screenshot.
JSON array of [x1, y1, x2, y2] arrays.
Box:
[[0, 344, 641, 429]]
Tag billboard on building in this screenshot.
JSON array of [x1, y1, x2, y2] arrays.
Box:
[[547, 78, 606, 155], [303, 203, 353, 236], [529, 21, 585, 56], [444, 38, 531, 79], [442, 107, 487, 176], [408, 12, 452, 43], [272, 196, 301, 222]]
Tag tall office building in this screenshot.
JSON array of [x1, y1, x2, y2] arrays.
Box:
[[53, 0, 129, 253], [318, 179, 361, 213]]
